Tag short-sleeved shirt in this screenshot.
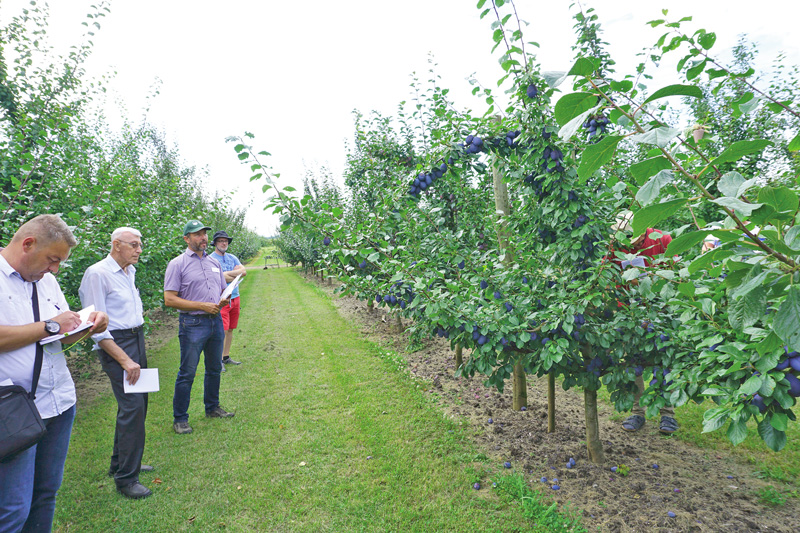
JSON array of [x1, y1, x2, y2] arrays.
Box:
[[0, 250, 76, 419], [79, 254, 144, 349], [210, 251, 242, 299], [163, 248, 226, 314]]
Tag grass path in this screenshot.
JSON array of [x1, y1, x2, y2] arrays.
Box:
[[54, 268, 550, 532]]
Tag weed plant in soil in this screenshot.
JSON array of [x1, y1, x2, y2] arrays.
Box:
[[54, 268, 579, 532]]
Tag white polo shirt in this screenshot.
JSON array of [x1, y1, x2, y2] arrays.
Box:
[[0, 251, 76, 419]]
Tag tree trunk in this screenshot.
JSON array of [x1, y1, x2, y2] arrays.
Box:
[[547, 372, 556, 433], [584, 388, 605, 463], [512, 363, 527, 410], [492, 159, 524, 409], [367, 300, 374, 313], [393, 314, 404, 333], [454, 343, 463, 370]]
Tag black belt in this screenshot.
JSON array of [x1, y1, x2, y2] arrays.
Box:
[[110, 325, 143, 336]]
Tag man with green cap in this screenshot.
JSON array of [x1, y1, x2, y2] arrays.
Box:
[[163, 220, 234, 435]]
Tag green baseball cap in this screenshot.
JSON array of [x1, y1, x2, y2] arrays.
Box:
[[183, 219, 212, 235]]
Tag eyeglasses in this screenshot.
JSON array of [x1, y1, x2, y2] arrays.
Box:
[[120, 241, 144, 250]]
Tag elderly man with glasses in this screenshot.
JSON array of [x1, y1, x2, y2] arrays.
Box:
[[79, 227, 153, 499]]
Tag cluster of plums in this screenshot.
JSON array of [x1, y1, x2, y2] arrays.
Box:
[[583, 115, 610, 137], [408, 162, 449, 197]]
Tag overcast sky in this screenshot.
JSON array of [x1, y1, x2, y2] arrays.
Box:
[[2, 0, 797, 235]]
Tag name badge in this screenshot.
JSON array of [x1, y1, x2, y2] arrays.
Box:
[[211, 267, 220, 273]]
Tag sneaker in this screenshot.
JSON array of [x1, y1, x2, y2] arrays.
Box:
[[222, 356, 241, 365], [221, 363, 226, 373], [206, 406, 235, 418], [173, 421, 193, 434]]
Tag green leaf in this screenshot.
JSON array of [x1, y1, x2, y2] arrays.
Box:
[[702, 407, 729, 433], [784, 226, 800, 251], [689, 247, 731, 274], [686, 58, 707, 80], [631, 199, 687, 237], [542, 71, 567, 88], [710, 197, 763, 217], [757, 186, 799, 213], [628, 127, 682, 148], [558, 106, 597, 141], [635, 170, 674, 206], [771, 412, 789, 432], [718, 171, 745, 197], [568, 57, 598, 76], [728, 286, 766, 330], [726, 419, 748, 446], [665, 231, 707, 256], [492, 28, 503, 44], [554, 93, 597, 126], [696, 30, 716, 50], [788, 133, 800, 152], [677, 282, 696, 297], [629, 157, 673, 186], [642, 84, 703, 105], [757, 418, 787, 452], [577, 135, 623, 180], [738, 374, 763, 396], [703, 140, 772, 175], [774, 286, 800, 352]]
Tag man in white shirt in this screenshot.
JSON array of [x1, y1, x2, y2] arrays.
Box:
[[0, 214, 108, 533], [79, 227, 152, 500]]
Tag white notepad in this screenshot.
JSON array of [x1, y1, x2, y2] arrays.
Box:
[[39, 305, 95, 345], [123, 368, 160, 394], [220, 273, 243, 301]]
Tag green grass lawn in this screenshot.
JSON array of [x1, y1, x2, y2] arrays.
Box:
[[55, 268, 581, 532]]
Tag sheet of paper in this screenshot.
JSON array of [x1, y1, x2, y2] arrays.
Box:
[[220, 273, 243, 301], [39, 305, 95, 345], [123, 368, 160, 394], [620, 256, 646, 269]]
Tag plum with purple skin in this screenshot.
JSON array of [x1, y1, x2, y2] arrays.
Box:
[[526, 84, 538, 99], [785, 374, 800, 397], [323, 236, 331, 246]]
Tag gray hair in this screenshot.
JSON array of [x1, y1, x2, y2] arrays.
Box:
[[12, 214, 77, 247], [111, 227, 142, 248]]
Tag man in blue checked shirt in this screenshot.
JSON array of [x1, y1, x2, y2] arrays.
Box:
[[79, 227, 153, 500], [210, 230, 247, 371]]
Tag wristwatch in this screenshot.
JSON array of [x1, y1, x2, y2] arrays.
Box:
[[43, 319, 60, 335]]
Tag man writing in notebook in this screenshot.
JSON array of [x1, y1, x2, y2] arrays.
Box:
[[0, 214, 108, 532]]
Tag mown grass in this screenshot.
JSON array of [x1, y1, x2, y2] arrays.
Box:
[[55, 268, 582, 532]]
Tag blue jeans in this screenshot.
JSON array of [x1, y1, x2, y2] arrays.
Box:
[[0, 404, 76, 533], [173, 313, 224, 423]]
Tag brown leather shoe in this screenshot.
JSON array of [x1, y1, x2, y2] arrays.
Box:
[[117, 481, 152, 499]]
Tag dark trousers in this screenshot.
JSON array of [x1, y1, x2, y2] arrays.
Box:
[[97, 328, 148, 488]]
